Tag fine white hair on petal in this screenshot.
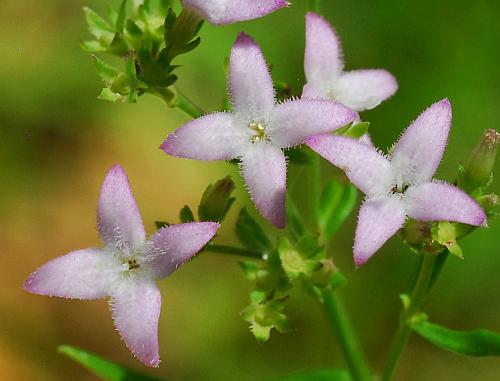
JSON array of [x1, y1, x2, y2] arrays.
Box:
[[334, 69, 399, 112], [24, 248, 121, 300], [391, 99, 452, 184], [161, 112, 248, 161], [404, 180, 487, 226], [97, 164, 146, 251], [268, 98, 358, 148], [145, 222, 220, 279], [304, 12, 344, 95], [229, 33, 276, 120], [241, 143, 287, 228], [354, 196, 407, 267], [306, 134, 393, 197], [109, 277, 162, 367], [182, 0, 289, 25]]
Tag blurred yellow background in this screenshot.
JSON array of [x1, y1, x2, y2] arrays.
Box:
[[1, 0, 499, 380]]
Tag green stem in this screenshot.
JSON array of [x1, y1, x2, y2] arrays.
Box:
[[310, 154, 321, 226], [381, 253, 437, 381], [307, 0, 321, 12], [323, 290, 373, 381], [204, 244, 262, 259], [157, 87, 205, 118]]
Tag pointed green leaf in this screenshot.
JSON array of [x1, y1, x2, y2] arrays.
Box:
[[285, 195, 307, 241], [413, 321, 500, 356], [155, 221, 170, 230], [97, 88, 121, 102], [115, 0, 127, 32], [342, 121, 370, 139], [126, 19, 143, 38], [236, 208, 272, 252], [81, 40, 107, 53], [92, 56, 120, 81], [269, 369, 351, 381], [58, 345, 167, 381], [179, 205, 195, 223], [83, 7, 114, 42]]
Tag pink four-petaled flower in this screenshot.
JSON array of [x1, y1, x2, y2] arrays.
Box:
[[182, 0, 290, 25], [24, 165, 219, 367], [161, 33, 358, 228], [307, 99, 487, 267], [303, 12, 398, 112]]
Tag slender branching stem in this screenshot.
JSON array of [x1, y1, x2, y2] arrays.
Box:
[[157, 87, 205, 119], [323, 290, 373, 381], [203, 244, 262, 259], [307, 0, 321, 12], [381, 253, 438, 381]]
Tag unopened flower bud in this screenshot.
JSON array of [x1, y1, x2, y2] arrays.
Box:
[[464, 129, 499, 188], [198, 176, 235, 222]]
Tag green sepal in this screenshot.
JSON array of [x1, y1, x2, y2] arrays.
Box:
[[318, 180, 358, 240], [81, 40, 107, 53], [155, 221, 170, 230], [179, 205, 195, 223], [412, 320, 500, 357], [431, 222, 463, 259], [268, 369, 351, 381], [198, 176, 236, 222], [92, 55, 120, 81], [235, 208, 272, 252], [58, 345, 167, 381], [97, 88, 121, 102]]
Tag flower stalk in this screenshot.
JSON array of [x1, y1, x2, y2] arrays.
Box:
[[381, 253, 438, 381], [323, 290, 373, 381]]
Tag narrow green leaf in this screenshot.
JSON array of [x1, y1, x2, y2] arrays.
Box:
[[126, 19, 143, 38], [269, 369, 351, 381], [179, 205, 195, 223], [235, 208, 272, 252], [319, 180, 357, 240], [92, 56, 120, 81], [81, 40, 107, 52], [413, 321, 500, 356], [342, 121, 370, 139], [58, 345, 166, 381], [115, 0, 127, 32], [286, 195, 307, 241]]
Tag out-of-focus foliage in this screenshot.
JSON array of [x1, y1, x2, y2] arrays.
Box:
[[1, 0, 499, 380]]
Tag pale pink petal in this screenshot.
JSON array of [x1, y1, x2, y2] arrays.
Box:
[[182, 0, 288, 25], [391, 99, 452, 184], [306, 134, 393, 197], [354, 197, 406, 267], [302, 83, 326, 99], [269, 99, 357, 147], [229, 33, 275, 120], [304, 12, 343, 97], [405, 181, 487, 226], [161, 112, 248, 160], [110, 278, 161, 367], [241, 144, 286, 228], [24, 249, 119, 300], [145, 222, 220, 279], [334, 69, 398, 111], [98, 165, 146, 250]]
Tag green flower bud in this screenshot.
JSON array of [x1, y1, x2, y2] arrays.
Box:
[[464, 129, 499, 189], [198, 176, 235, 222]]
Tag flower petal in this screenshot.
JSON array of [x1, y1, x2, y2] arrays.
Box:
[[304, 12, 343, 97], [24, 249, 119, 300], [229, 33, 275, 120], [241, 144, 286, 228], [405, 181, 487, 226], [145, 222, 220, 279], [269, 99, 357, 147], [354, 197, 406, 267], [110, 278, 161, 367], [334, 69, 398, 111], [98, 165, 146, 250], [306, 134, 393, 197], [182, 0, 289, 25], [161, 112, 247, 160], [391, 99, 452, 184]]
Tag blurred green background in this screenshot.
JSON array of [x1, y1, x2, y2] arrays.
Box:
[[1, 0, 499, 380]]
